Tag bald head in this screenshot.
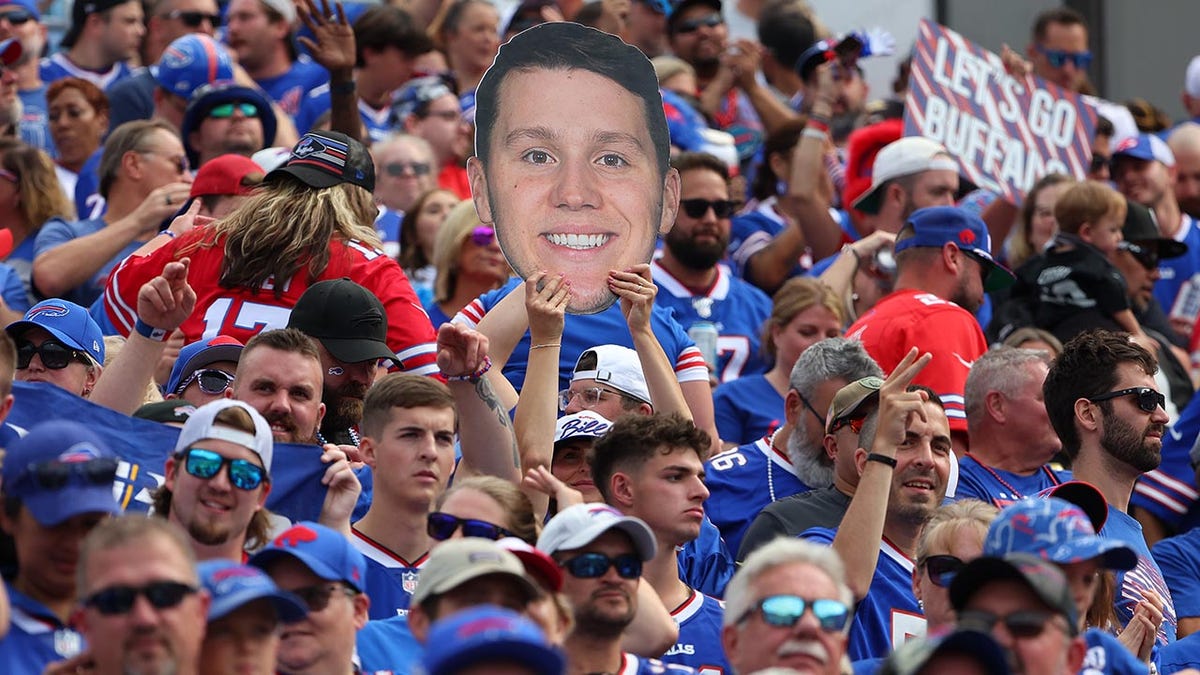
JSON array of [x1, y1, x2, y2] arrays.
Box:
[[1170, 123, 1200, 218]]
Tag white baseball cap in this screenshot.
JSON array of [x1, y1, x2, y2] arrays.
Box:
[[174, 399, 274, 472], [554, 411, 613, 446], [571, 345, 652, 405], [1187, 55, 1200, 98], [537, 503, 657, 561], [852, 137, 959, 214]]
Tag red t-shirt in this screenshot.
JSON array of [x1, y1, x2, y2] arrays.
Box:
[[845, 289, 987, 432], [103, 229, 440, 376]]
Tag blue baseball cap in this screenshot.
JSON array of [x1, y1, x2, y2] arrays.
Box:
[[181, 81, 277, 166], [6, 299, 105, 365], [1, 421, 120, 526], [155, 35, 234, 100], [0, 0, 40, 21], [165, 335, 243, 396], [1114, 133, 1175, 167], [894, 206, 1016, 291], [199, 560, 307, 623], [249, 521, 367, 592], [984, 497, 1137, 571], [422, 606, 566, 675]]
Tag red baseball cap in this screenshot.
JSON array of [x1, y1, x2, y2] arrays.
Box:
[[189, 154, 265, 199]]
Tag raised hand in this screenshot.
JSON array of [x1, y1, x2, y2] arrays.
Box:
[[436, 322, 490, 378], [297, 0, 355, 74], [525, 271, 570, 346], [608, 264, 657, 334], [137, 258, 196, 333]]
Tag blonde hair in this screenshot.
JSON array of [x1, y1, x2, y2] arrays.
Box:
[[104, 335, 163, 405], [184, 174, 381, 296], [432, 199, 484, 303], [0, 139, 75, 230], [436, 475, 539, 543], [915, 499, 999, 564], [762, 277, 844, 359], [1054, 180, 1127, 236]]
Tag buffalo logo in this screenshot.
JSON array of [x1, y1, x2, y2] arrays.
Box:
[[58, 442, 104, 462], [1114, 136, 1139, 153], [958, 228, 976, 246], [160, 45, 194, 70], [275, 524, 319, 548], [26, 303, 71, 319], [293, 136, 325, 159]]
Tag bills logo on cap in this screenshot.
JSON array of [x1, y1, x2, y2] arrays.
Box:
[[26, 303, 71, 319], [1115, 137, 1138, 153], [290, 133, 350, 177], [456, 614, 517, 639], [293, 136, 324, 158], [958, 228, 976, 246], [58, 441, 104, 463], [275, 524, 319, 548], [160, 44, 193, 70], [212, 565, 261, 593], [585, 504, 623, 519]]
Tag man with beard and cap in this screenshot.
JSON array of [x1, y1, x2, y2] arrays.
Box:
[[1042, 329, 1179, 646], [705, 337, 881, 557], [650, 152, 771, 384], [287, 278, 399, 447], [802, 349, 952, 660]]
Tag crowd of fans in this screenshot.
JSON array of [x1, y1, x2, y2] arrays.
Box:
[[0, 0, 1199, 673]]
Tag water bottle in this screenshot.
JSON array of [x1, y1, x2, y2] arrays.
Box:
[[688, 321, 720, 374]]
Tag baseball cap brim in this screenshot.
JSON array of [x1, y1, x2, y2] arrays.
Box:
[[168, 343, 244, 394], [6, 319, 96, 364], [248, 549, 351, 589], [949, 557, 1071, 629], [499, 537, 564, 592], [265, 162, 345, 190], [316, 336, 400, 366], [1047, 536, 1139, 571], [544, 517, 657, 561], [22, 485, 119, 527], [1047, 481, 1108, 532], [432, 637, 565, 675], [851, 184, 887, 214], [209, 586, 308, 624], [1136, 238, 1188, 261], [964, 250, 1016, 292]]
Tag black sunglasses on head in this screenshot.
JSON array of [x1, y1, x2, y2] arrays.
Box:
[[1088, 386, 1165, 413]]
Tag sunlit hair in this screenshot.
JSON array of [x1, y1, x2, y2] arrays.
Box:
[[762, 277, 843, 360], [914, 499, 998, 564], [724, 537, 854, 628], [0, 139, 75, 228], [180, 174, 381, 297], [432, 199, 485, 303], [437, 475, 539, 544]]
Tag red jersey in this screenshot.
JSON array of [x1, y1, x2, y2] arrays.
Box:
[[103, 231, 440, 376], [845, 289, 987, 432]]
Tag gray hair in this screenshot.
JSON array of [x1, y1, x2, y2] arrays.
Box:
[[788, 338, 883, 400], [723, 537, 854, 628], [963, 347, 1052, 431]]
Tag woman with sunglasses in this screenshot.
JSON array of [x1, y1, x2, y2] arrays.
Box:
[[428, 475, 539, 546], [713, 276, 842, 449], [425, 199, 512, 327], [398, 187, 461, 307], [912, 499, 999, 635]]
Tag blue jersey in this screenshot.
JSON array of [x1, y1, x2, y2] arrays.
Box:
[[1083, 628, 1149, 675], [1154, 214, 1200, 315], [33, 217, 142, 306], [105, 69, 155, 132], [678, 515, 734, 599], [455, 277, 709, 392], [39, 53, 133, 90], [713, 373, 783, 446], [7, 234, 37, 309], [74, 149, 105, 221], [423, 298, 452, 329], [619, 654, 697, 674], [254, 57, 328, 119], [1151, 529, 1200, 620], [1132, 397, 1200, 529], [705, 436, 811, 557], [294, 83, 393, 141], [0, 263, 31, 314], [1101, 507, 1178, 645], [0, 584, 85, 673], [350, 527, 427, 620], [356, 614, 422, 674], [728, 199, 811, 279], [953, 454, 1070, 508], [650, 260, 772, 383], [802, 528, 926, 661], [18, 85, 53, 154], [375, 208, 401, 260], [662, 590, 731, 673]]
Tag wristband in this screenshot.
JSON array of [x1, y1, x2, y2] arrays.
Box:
[[866, 453, 897, 468], [135, 318, 169, 342], [330, 80, 356, 95], [802, 127, 829, 141], [841, 243, 862, 265], [530, 343, 561, 350], [444, 355, 492, 383], [159, 230, 176, 238], [807, 117, 831, 134]]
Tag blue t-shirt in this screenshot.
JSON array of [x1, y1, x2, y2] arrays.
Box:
[[454, 277, 709, 393], [0, 583, 85, 673], [39, 53, 133, 91], [293, 82, 393, 141], [1151, 529, 1200, 620], [677, 515, 734, 599], [650, 261, 772, 383], [7, 233, 36, 307], [1153, 214, 1200, 315], [1131, 395, 1200, 529], [728, 200, 811, 280], [801, 527, 926, 661], [1156, 632, 1200, 674], [375, 208, 401, 260], [662, 590, 732, 673], [1083, 627, 1150, 675], [104, 68, 155, 133], [33, 217, 142, 306], [422, 299, 452, 329], [255, 57, 328, 119], [1102, 506, 1178, 645], [704, 436, 811, 558], [350, 527, 426, 620], [18, 84, 53, 155], [0, 263, 31, 314], [356, 614, 422, 674], [953, 454, 1071, 508], [713, 373, 783, 446]]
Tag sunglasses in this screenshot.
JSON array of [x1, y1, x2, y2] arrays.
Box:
[[208, 102, 259, 119], [177, 447, 267, 490], [16, 339, 89, 370], [559, 552, 643, 579], [427, 512, 514, 541], [469, 226, 495, 247], [828, 416, 865, 435], [289, 582, 357, 613], [1037, 46, 1092, 70], [167, 9, 221, 26], [921, 554, 965, 588], [174, 368, 235, 396], [675, 13, 722, 34], [1119, 241, 1159, 271], [384, 161, 432, 177], [85, 581, 198, 615], [16, 457, 118, 491], [680, 198, 738, 219], [0, 9, 32, 24], [1088, 386, 1165, 414], [958, 609, 1065, 639], [558, 386, 625, 412], [740, 594, 851, 632], [1089, 153, 1111, 174], [0, 168, 16, 182]]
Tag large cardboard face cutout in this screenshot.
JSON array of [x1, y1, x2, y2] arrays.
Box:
[[468, 22, 680, 314]]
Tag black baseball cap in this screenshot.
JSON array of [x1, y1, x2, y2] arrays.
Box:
[[287, 278, 398, 366], [62, 0, 132, 48], [266, 130, 376, 193], [1122, 198, 1187, 260]]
